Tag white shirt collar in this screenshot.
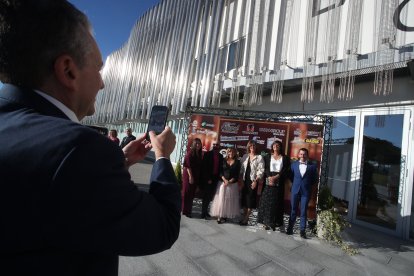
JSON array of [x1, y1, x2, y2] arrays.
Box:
[[34, 89, 80, 123]]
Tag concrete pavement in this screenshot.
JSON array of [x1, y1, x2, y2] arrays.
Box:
[[125, 161, 414, 276]]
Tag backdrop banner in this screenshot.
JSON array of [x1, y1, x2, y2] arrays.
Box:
[[186, 114, 324, 220]]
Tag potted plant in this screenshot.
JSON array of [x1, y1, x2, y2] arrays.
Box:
[[316, 185, 358, 255], [174, 162, 182, 190]]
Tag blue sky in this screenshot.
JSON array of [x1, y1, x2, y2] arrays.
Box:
[[1, 0, 160, 87], [69, 0, 161, 60]]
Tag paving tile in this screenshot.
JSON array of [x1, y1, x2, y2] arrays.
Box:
[[119, 256, 158, 276], [250, 261, 296, 276], [176, 226, 219, 258], [293, 243, 363, 276], [196, 252, 254, 276], [247, 238, 300, 261], [386, 252, 414, 275], [203, 232, 271, 270], [267, 250, 324, 275], [144, 244, 210, 276]]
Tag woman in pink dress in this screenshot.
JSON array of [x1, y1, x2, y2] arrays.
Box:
[[210, 147, 241, 223]]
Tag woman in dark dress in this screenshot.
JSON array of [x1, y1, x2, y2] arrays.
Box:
[[257, 141, 291, 230], [239, 140, 265, 225], [182, 138, 203, 218]]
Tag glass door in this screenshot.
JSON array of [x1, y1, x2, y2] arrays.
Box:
[[352, 110, 411, 236]]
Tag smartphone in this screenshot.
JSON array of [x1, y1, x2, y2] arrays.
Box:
[[146, 105, 169, 141]]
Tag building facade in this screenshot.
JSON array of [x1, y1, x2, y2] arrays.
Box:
[[83, 0, 414, 239]]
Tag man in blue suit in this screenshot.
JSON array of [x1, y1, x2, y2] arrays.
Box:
[[287, 148, 318, 238], [0, 1, 180, 275]]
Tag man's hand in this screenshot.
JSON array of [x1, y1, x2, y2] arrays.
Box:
[[123, 133, 152, 167], [148, 126, 176, 160]]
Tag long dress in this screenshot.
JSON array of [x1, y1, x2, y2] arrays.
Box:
[[181, 151, 202, 216], [210, 159, 241, 218], [257, 155, 290, 227]]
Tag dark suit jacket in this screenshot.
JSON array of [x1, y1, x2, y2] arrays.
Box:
[[0, 84, 181, 275], [199, 150, 223, 188], [290, 161, 317, 197], [120, 135, 136, 148]]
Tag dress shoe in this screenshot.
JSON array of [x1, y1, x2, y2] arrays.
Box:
[[201, 213, 211, 220], [217, 218, 223, 224], [300, 230, 307, 239], [286, 227, 293, 235]]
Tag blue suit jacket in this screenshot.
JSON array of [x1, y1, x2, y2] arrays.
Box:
[[0, 84, 181, 275], [290, 161, 317, 197]]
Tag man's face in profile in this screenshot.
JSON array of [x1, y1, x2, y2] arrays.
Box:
[[76, 33, 104, 118]]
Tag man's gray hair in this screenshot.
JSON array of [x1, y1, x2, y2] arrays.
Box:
[[0, 0, 93, 88]]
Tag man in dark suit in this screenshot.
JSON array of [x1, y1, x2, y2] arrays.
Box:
[[199, 142, 223, 219], [0, 1, 180, 275], [120, 127, 136, 148], [287, 148, 318, 238]]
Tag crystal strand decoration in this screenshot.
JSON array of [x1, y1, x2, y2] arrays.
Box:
[[271, 0, 293, 104], [320, 0, 341, 104], [338, 0, 363, 101], [301, 1, 318, 103], [229, 77, 239, 107], [271, 70, 284, 104], [373, 0, 398, 96]]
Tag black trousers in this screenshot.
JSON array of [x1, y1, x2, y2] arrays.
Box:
[[201, 181, 217, 216]]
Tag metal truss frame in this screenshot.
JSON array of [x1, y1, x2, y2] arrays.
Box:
[[179, 106, 333, 188]]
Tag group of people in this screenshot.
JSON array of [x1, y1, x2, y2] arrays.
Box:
[[181, 139, 318, 239], [108, 127, 138, 148]]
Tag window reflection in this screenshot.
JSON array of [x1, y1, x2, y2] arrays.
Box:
[[328, 116, 356, 214], [357, 115, 403, 230]]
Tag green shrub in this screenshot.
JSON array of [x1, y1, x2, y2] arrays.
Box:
[[174, 162, 182, 190], [318, 185, 334, 211], [317, 185, 358, 255]]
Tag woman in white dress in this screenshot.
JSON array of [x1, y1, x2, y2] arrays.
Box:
[[210, 148, 241, 223]]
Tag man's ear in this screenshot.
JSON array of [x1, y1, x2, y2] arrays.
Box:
[[54, 55, 79, 91]]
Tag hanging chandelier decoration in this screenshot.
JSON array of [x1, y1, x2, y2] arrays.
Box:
[[338, 0, 363, 101], [373, 0, 399, 96]]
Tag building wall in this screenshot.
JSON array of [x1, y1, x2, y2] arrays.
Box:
[[84, 0, 414, 239], [83, 0, 414, 126]]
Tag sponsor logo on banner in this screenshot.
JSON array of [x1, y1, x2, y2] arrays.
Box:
[[220, 135, 249, 142], [305, 138, 320, 144], [221, 122, 240, 134], [201, 121, 215, 128], [258, 128, 286, 136]]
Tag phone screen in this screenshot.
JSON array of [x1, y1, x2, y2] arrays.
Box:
[[146, 105, 169, 140]]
